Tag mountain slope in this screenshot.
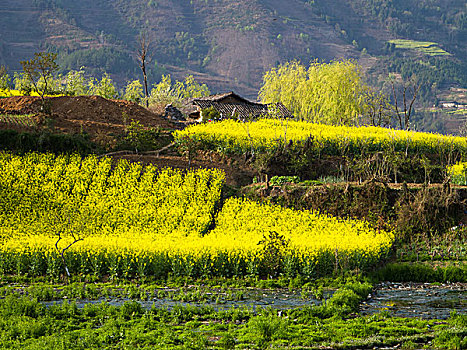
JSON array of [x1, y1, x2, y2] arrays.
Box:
[[0, 0, 465, 103]]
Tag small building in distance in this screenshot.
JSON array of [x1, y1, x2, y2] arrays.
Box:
[[182, 91, 292, 121], [440, 101, 458, 109]]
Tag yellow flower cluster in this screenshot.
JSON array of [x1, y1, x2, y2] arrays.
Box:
[[0, 89, 60, 97], [0, 89, 20, 97], [174, 118, 467, 156], [448, 161, 467, 185], [0, 153, 394, 277]]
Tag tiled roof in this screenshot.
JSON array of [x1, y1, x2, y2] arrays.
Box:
[[193, 100, 268, 120], [193, 91, 252, 104], [192, 101, 292, 120], [182, 92, 292, 120]]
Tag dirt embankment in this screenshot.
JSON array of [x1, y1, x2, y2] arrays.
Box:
[[0, 95, 175, 135]]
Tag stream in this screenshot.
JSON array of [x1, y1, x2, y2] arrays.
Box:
[[361, 282, 467, 319], [40, 283, 466, 319], [43, 289, 329, 311]]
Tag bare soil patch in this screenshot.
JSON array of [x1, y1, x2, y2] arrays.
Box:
[[0, 95, 175, 138]]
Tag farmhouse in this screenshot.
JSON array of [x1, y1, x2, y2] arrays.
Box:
[[440, 101, 457, 108], [182, 91, 292, 121]]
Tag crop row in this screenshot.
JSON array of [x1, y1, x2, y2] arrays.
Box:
[[174, 118, 467, 157], [0, 153, 394, 279], [0, 114, 36, 127]]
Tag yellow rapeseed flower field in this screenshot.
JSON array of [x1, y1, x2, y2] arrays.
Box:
[[174, 118, 467, 156], [0, 152, 394, 278]]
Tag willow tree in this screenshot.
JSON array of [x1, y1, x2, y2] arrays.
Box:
[[259, 60, 374, 126]]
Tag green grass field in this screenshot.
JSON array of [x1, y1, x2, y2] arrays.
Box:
[[388, 39, 451, 56]]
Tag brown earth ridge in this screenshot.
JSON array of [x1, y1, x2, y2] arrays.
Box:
[[0, 95, 175, 135]]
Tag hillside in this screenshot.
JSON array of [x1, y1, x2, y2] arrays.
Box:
[[0, 0, 358, 95], [0, 0, 465, 131]]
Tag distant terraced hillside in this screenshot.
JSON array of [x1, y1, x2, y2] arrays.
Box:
[[0, 0, 465, 102]]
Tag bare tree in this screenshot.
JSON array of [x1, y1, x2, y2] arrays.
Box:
[[55, 217, 83, 281], [391, 78, 421, 130], [363, 90, 392, 127], [137, 33, 150, 107]]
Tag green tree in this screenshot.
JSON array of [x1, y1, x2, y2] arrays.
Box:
[[177, 75, 210, 100], [47, 74, 65, 95], [124, 80, 144, 103], [149, 74, 173, 106], [148, 74, 210, 108], [88, 73, 118, 99], [64, 68, 88, 96], [124, 120, 160, 153], [13, 72, 33, 95], [201, 106, 221, 122], [259, 60, 377, 126], [0, 65, 11, 90], [20, 52, 59, 104]]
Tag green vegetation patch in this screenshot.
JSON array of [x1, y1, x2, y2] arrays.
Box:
[[388, 39, 451, 56], [0, 281, 462, 349], [0, 130, 96, 154], [371, 263, 467, 283]]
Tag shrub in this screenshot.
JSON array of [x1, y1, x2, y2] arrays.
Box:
[[201, 106, 221, 123]]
